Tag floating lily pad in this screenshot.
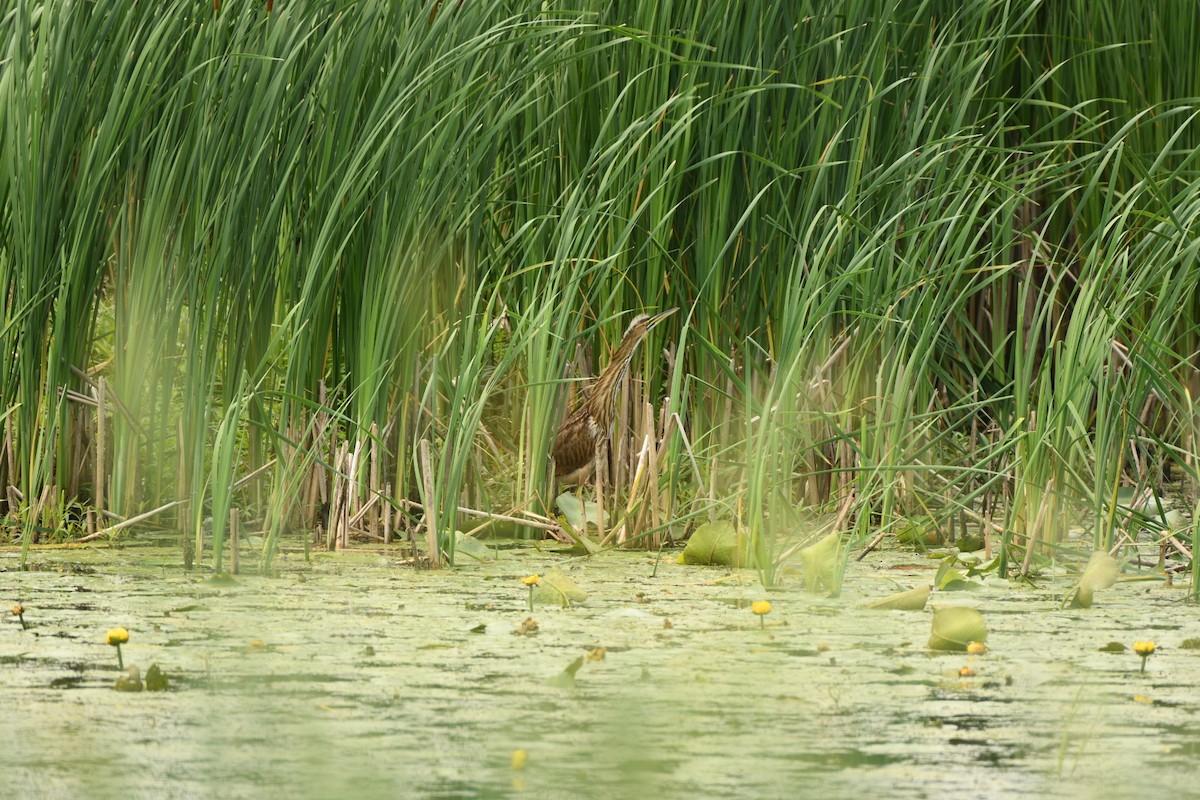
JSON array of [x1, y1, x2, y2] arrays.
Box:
[[557, 513, 601, 555], [1066, 552, 1120, 608], [145, 664, 169, 692], [928, 607, 987, 651], [935, 562, 982, 592], [453, 531, 494, 562], [799, 532, 844, 595], [678, 520, 744, 567], [957, 534, 986, 552], [533, 568, 588, 607], [557, 493, 602, 530], [896, 516, 939, 547], [545, 656, 585, 689], [864, 584, 930, 611]]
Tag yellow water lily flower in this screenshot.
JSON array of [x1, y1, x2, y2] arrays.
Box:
[[751, 600, 771, 615], [522, 575, 540, 611], [106, 627, 129, 669], [511, 749, 528, 770], [1134, 640, 1156, 674], [966, 641, 987, 656]]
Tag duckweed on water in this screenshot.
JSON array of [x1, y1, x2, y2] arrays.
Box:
[[3, 543, 1199, 799]]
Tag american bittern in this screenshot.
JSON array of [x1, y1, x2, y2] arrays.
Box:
[[552, 308, 677, 485]]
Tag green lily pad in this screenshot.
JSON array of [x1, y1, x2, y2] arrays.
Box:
[[557, 513, 601, 555], [1066, 552, 1120, 608], [144, 664, 169, 692], [864, 584, 930, 611], [799, 532, 844, 595], [533, 568, 588, 607], [453, 531, 494, 562], [545, 656, 585, 689], [678, 520, 744, 567], [557, 493, 602, 530], [928, 607, 987, 651], [956, 534, 986, 552], [896, 516, 939, 547]]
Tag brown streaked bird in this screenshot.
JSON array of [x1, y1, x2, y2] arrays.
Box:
[[552, 308, 678, 485]]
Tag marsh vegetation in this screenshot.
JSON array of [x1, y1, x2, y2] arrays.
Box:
[[5, 2, 1200, 795], [5, 2, 1199, 590]]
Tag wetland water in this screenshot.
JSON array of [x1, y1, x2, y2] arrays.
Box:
[[3, 542, 1197, 799]]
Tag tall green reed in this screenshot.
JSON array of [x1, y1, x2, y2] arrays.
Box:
[[3, 0, 1200, 594]]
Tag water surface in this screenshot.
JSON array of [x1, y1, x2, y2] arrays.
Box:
[[3, 542, 1195, 799]]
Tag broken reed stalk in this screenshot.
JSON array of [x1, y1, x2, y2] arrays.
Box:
[[303, 446, 322, 539], [76, 459, 277, 543], [312, 380, 329, 535], [347, 436, 362, 540], [229, 508, 239, 574], [1020, 476, 1056, 577], [614, 371, 629, 493], [328, 441, 349, 550], [0, 418, 8, 517], [3, 415, 11, 488], [627, 401, 655, 548], [616, 432, 653, 547], [419, 438, 441, 568], [68, 405, 83, 500], [369, 422, 379, 538], [594, 441, 606, 541], [178, 417, 193, 570], [347, 493, 379, 528], [325, 446, 339, 550], [96, 378, 106, 517], [383, 481, 393, 543], [456, 501, 565, 540], [648, 401, 663, 540]]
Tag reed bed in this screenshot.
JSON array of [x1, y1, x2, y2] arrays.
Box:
[[3, 1, 1199, 589]]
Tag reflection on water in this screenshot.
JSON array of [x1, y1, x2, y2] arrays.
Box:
[[2, 544, 1196, 799]]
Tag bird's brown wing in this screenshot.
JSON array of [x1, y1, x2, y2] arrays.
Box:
[[552, 411, 598, 478]]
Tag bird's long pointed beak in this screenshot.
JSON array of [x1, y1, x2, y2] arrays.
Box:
[[647, 307, 678, 328]]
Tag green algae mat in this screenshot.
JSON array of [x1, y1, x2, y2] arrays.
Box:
[[3, 543, 1197, 799]]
